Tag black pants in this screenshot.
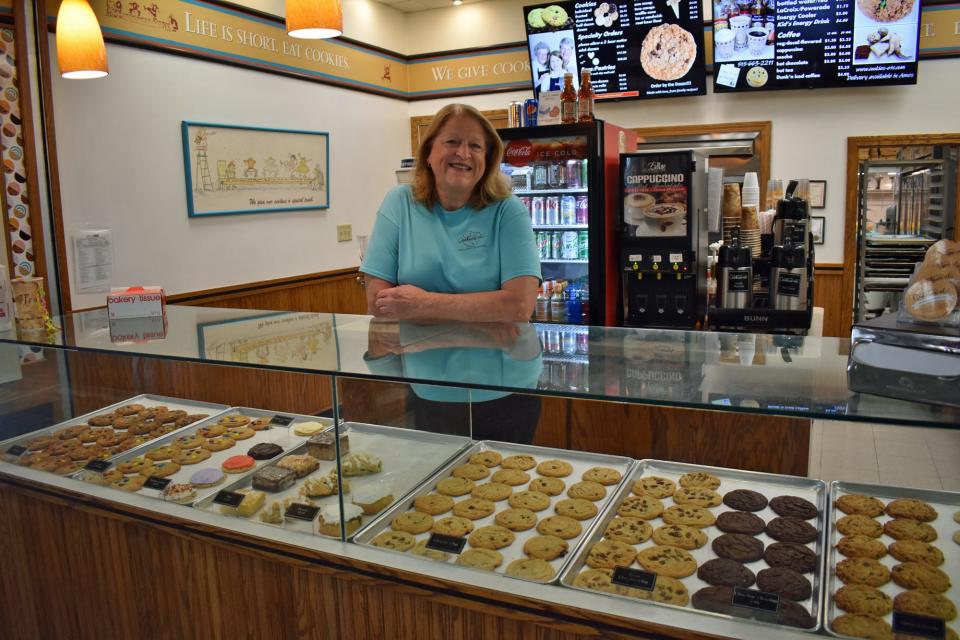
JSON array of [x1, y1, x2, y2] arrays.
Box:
[[409, 392, 542, 445]]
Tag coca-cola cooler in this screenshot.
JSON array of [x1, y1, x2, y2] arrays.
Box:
[[500, 120, 637, 326]]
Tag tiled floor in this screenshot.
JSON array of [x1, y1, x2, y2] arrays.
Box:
[[809, 419, 960, 490]]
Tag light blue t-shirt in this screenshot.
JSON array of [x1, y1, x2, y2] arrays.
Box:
[[360, 184, 542, 292]]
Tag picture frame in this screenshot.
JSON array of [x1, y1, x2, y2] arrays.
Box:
[[811, 216, 825, 245], [181, 121, 329, 217], [808, 179, 826, 209], [197, 311, 337, 369]]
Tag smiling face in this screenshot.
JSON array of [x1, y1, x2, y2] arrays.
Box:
[[535, 45, 549, 65], [549, 52, 563, 73], [427, 113, 488, 210]]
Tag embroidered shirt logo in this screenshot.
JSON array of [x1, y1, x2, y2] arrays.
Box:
[[458, 230, 485, 250]]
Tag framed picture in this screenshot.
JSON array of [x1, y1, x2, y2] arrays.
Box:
[[811, 216, 825, 245], [197, 311, 337, 369], [808, 180, 826, 209], [181, 122, 329, 217]]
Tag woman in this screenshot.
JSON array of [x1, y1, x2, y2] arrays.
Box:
[[360, 103, 543, 442], [538, 50, 565, 94]]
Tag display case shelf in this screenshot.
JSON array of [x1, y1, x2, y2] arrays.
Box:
[[513, 188, 589, 195]]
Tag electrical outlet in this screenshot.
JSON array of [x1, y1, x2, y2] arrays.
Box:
[[337, 224, 352, 242]]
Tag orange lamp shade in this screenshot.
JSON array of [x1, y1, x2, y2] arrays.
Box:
[[56, 0, 109, 79], [286, 0, 343, 39]]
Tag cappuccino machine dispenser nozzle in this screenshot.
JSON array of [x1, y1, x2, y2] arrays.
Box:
[[619, 151, 709, 328], [709, 179, 815, 333]]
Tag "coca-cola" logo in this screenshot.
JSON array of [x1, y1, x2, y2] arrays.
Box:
[[504, 139, 534, 166]]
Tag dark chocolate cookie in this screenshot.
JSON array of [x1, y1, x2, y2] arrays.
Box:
[[712, 533, 765, 563], [756, 567, 812, 601], [764, 542, 817, 573], [766, 516, 818, 544], [697, 558, 756, 588], [769, 495, 819, 520], [247, 442, 283, 460], [775, 599, 816, 629], [723, 489, 768, 512], [691, 586, 748, 617], [716, 511, 766, 535]]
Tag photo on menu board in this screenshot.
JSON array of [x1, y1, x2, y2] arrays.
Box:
[[523, 0, 706, 102], [712, 0, 921, 92]]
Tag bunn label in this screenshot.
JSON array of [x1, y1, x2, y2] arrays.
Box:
[[425, 533, 466, 554], [611, 567, 656, 591]]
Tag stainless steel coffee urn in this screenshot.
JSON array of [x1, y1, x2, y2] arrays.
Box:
[[718, 228, 753, 309], [773, 180, 810, 253], [770, 239, 808, 311]]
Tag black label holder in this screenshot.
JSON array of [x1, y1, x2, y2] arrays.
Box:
[[425, 533, 466, 555]]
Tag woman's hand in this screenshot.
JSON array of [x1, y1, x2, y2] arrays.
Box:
[[374, 285, 433, 320]]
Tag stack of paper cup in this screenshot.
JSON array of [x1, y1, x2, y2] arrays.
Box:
[[741, 172, 760, 210]]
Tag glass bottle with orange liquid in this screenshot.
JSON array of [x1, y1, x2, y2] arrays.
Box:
[[560, 73, 577, 124], [578, 68, 594, 122]]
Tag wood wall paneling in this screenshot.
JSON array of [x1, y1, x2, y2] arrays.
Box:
[[813, 264, 846, 338]]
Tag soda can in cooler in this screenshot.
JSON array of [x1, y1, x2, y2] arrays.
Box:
[[578, 230, 589, 260], [551, 231, 562, 260], [508, 101, 522, 127], [562, 330, 577, 355], [581, 159, 589, 187], [560, 196, 576, 225], [546, 329, 561, 353], [577, 331, 589, 354], [548, 162, 566, 189], [562, 231, 579, 260], [518, 196, 532, 219], [575, 195, 589, 224], [531, 197, 546, 225], [533, 162, 549, 189], [523, 99, 538, 127], [545, 196, 560, 225], [565, 159, 582, 189], [537, 232, 550, 260]]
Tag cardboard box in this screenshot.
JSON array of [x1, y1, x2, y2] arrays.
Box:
[[107, 286, 166, 320]]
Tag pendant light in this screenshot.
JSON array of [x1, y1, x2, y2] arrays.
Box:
[[286, 0, 343, 39], [56, 0, 109, 79]]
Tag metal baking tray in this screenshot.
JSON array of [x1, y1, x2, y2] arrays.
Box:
[[560, 459, 827, 634], [0, 394, 230, 470], [194, 422, 472, 533], [825, 481, 960, 639], [353, 440, 634, 584], [75, 407, 329, 504]]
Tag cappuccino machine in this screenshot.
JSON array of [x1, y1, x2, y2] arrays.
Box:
[[619, 150, 709, 328]]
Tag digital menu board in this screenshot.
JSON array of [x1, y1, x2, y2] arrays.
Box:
[[712, 0, 922, 91], [523, 0, 707, 101]]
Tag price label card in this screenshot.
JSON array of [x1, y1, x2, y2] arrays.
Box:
[[611, 567, 656, 591], [732, 587, 780, 614], [628, 254, 643, 262], [650, 255, 662, 264], [893, 612, 946, 639], [669, 253, 684, 264], [213, 490, 245, 507], [84, 459, 112, 473], [5, 445, 26, 457], [425, 533, 466, 554], [270, 415, 293, 427], [284, 503, 320, 522], [144, 476, 171, 491]]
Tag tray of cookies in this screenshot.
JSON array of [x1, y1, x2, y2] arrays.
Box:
[[0, 394, 229, 477], [559, 459, 827, 633], [826, 481, 959, 640], [194, 422, 471, 535], [352, 440, 634, 584], [74, 407, 330, 504]]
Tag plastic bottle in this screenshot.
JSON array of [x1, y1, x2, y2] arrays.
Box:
[[579, 280, 590, 325], [565, 281, 582, 325], [551, 281, 567, 322], [577, 69, 595, 122], [560, 73, 577, 124], [536, 282, 551, 321]]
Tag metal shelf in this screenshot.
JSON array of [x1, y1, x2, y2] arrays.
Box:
[[533, 225, 588, 230], [513, 188, 589, 195], [541, 259, 589, 264]]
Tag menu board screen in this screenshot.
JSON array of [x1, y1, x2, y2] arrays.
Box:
[[711, 0, 921, 91], [524, 0, 707, 101]]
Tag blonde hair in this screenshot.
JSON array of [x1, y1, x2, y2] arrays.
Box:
[[412, 104, 511, 210]]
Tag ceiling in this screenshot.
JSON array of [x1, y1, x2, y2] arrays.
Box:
[[375, 0, 487, 12]]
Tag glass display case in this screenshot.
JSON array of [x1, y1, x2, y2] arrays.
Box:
[[1, 306, 957, 640]]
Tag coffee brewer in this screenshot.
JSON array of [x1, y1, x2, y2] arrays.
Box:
[[718, 228, 753, 309], [619, 150, 709, 328]]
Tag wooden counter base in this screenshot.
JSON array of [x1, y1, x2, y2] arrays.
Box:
[[0, 475, 726, 640]]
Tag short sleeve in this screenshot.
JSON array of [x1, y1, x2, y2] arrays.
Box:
[[359, 186, 406, 284], [498, 197, 542, 285]]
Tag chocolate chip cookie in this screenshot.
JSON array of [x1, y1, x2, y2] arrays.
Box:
[[452, 498, 496, 520], [492, 469, 530, 486], [837, 514, 884, 538], [679, 471, 721, 490], [391, 511, 434, 534], [618, 495, 664, 520], [884, 518, 938, 542], [893, 589, 957, 620], [889, 540, 945, 567], [432, 516, 475, 537], [891, 562, 951, 593], [756, 567, 811, 601], [837, 535, 888, 560], [536, 515, 581, 539], [414, 493, 454, 515], [523, 535, 568, 561], [371, 531, 416, 551], [494, 507, 538, 532], [469, 450, 502, 468], [436, 477, 475, 497], [529, 477, 564, 496], [836, 557, 891, 587], [536, 459, 572, 478], [508, 490, 550, 512], [633, 475, 676, 498], [836, 493, 885, 517], [884, 498, 939, 523], [722, 489, 767, 512], [831, 614, 894, 640], [716, 510, 765, 535], [604, 517, 652, 544], [662, 505, 716, 528], [697, 558, 756, 588], [555, 498, 598, 521], [586, 539, 638, 569], [834, 584, 893, 617], [467, 525, 514, 550], [766, 516, 818, 544], [582, 466, 621, 486], [653, 524, 708, 550], [674, 487, 722, 508], [764, 542, 817, 573], [712, 533, 764, 562], [568, 481, 606, 501], [506, 558, 555, 581], [471, 482, 512, 502], [457, 548, 502, 571], [637, 545, 698, 578], [452, 463, 490, 481], [501, 455, 536, 470], [769, 495, 818, 520]]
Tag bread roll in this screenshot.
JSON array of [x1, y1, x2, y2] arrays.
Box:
[[904, 278, 958, 321]]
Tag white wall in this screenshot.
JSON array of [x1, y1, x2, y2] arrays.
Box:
[[410, 57, 960, 264], [52, 40, 409, 309], [404, 0, 527, 55]]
